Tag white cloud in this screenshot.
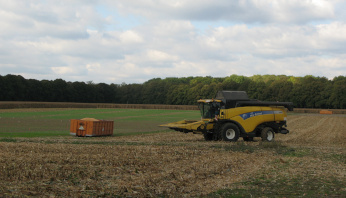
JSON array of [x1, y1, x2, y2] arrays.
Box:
[[51, 67, 75, 75], [146, 50, 179, 62], [108, 0, 335, 24], [0, 0, 345, 84], [86, 63, 101, 71], [119, 30, 144, 43]]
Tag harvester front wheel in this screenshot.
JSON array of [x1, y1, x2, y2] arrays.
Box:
[[221, 123, 240, 142], [261, 127, 275, 142]]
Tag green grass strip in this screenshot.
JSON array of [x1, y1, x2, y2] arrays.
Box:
[[208, 176, 345, 198]]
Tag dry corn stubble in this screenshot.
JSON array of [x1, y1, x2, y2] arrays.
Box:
[[279, 114, 346, 147], [0, 141, 272, 197]]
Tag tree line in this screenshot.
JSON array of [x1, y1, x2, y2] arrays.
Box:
[[0, 74, 345, 109]]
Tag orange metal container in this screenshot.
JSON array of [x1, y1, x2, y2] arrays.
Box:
[[70, 118, 114, 137], [320, 110, 333, 114]]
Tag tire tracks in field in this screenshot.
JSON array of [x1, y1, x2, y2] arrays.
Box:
[[285, 116, 329, 145], [321, 117, 346, 146], [284, 115, 346, 146], [304, 116, 337, 145], [286, 115, 304, 125]]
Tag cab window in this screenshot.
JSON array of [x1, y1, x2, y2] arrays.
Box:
[[198, 102, 221, 119]]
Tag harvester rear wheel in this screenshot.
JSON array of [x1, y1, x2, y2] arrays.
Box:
[[261, 127, 275, 142], [221, 123, 240, 142]]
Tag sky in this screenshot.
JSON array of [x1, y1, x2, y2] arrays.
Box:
[[1, 0, 346, 84]]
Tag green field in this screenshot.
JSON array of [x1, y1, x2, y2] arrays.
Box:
[[0, 108, 200, 138]]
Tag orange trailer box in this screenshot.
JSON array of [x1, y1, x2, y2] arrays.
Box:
[[320, 110, 333, 115], [70, 118, 114, 137]]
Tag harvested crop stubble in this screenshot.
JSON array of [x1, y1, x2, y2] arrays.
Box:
[[116, 131, 203, 142], [0, 142, 271, 197], [279, 114, 346, 147], [1, 113, 345, 197]]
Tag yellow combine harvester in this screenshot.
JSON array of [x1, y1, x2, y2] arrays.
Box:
[[160, 91, 294, 142]]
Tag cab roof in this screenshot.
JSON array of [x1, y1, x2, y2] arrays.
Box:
[[197, 99, 222, 103]]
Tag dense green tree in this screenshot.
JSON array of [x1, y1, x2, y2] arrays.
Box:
[[262, 79, 293, 102], [0, 74, 345, 109], [247, 80, 266, 100], [222, 77, 240, 90], [26, 79, 44, 101], [69, 81, 89, 102], [328, 76, 346, 109], [166, 84, 189, 105], [51, 79, 69, 102], [118, 83, 142, 104], [142, 78, 167, 104], [0, 75, 5, 100], [1, 75, 27, 100]]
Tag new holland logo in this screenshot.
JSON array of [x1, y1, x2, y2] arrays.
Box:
[[240, 111, 274, 120]]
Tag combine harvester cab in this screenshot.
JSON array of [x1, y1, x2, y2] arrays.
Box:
[[160, 91, 294, 142]]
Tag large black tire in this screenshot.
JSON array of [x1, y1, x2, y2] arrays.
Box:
[[221, 123, 240, 142], [203, 132, 214, 141], [243, 137, 254, 142], [261, 127, 275, 142]]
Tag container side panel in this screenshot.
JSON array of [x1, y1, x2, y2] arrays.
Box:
[[77, 120, 88, 137], [85, 121, 93, 136], [94, 122, 101, 136], [70, 119, 78, 135], [74, 120, 114, 137]]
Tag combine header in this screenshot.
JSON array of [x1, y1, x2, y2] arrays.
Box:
[[160, 91, 293, 142]]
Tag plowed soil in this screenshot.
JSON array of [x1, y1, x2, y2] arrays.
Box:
[[0, 113, 345, 197]]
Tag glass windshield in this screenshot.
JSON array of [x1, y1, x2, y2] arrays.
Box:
[[198, 102, 221, 119]]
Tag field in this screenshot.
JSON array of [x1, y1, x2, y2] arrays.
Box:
[[0, 108, 345, 197]]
